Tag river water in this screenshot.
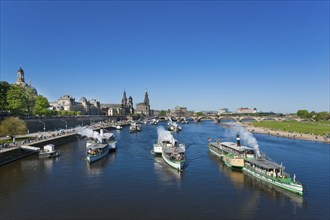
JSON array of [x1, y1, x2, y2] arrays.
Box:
[[0, 120, 329, 220]]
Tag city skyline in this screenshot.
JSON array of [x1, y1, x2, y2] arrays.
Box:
[[1, 1, 329, 113]]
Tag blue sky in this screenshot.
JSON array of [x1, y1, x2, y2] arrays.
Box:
[[1, 0, 329, 113]]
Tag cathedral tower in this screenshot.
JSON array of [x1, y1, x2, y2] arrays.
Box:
[[128, 96, 134, 114], [122, 89, 127, 108]]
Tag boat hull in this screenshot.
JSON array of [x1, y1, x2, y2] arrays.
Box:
[[243, 166, 303, 195], [39, 150, 61, 158], [162, 152, 184, 171], [108, 141, 117, 152], [223, 155, 244, 169], [209, 145, 223, 158], [87, 148, 109, 163]]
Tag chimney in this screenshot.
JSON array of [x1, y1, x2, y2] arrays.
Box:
[[236, 134, 240, 147]]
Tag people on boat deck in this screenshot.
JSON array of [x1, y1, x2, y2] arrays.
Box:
[[167, 152, 184, 161], [87, 148, 100, 155]]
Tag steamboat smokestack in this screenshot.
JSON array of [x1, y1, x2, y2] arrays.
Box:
[[236, 134, 241, 147]]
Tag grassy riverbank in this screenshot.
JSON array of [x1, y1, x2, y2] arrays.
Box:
[[249, 121, 330, 136]]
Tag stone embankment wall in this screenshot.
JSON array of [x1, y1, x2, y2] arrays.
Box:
[[0, 134, 78, 166], [0, 148, 35, 166]]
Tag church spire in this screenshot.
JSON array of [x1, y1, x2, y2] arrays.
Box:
[[122, 89, 127, 108], [144, 89, 149, 105]]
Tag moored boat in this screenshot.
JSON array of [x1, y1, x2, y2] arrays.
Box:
[[129, 122, 141, 133], [150, 119, 159, 125], [167, 117, 182, 132], [208, 135, 254, 169], [243, 154, 304, 195], [39, 144, 61, 158], [167, 122, 182, 132]]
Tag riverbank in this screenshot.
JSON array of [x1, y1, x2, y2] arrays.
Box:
[[241, 123, 330, 144]]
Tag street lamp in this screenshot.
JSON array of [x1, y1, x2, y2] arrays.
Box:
[[62, 119, 68, 130], [38, 121, 46, 132]]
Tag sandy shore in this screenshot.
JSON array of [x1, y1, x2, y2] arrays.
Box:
[[241, 123, 330, 144]]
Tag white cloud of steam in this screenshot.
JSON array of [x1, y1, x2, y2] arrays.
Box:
[[157, 126, 175, 145], [225, 124, 261, 157], [76, 127, 113, 143]]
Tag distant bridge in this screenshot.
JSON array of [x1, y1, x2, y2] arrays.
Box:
[[189, 116, 302, 123], [157, 115, 303, 123]]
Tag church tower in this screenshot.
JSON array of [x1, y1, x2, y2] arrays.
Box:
[[128, 96, 134, 114], [121, 89, 127, 108], [144, 90, 149, 106], [144, 90, 150, 116], [16, 65, 26, 86]]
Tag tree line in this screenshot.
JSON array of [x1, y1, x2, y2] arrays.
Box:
[[0, 81, 80, 118], [296, 109, 330, 121]]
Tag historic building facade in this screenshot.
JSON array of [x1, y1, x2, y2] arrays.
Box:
[[236, 107, 257, 114], [101, 90, 134, 116], [49, 95, 101, 115], [121, 90, 134, 115], [135, 91, 151, 116], [168, 106, 187, 117]]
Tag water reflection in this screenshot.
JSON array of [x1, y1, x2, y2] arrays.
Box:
[[208, 153, 304, 208], [244, 173, 304, 208], [86, 152, 116, 177], [217, 160, 245, 190], [20, 155, 60, 174], [153, 155, 182, 187]]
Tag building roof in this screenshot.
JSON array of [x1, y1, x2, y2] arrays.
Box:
[[101, 104, 122, 108], [245, 158, 284, 170], [136, 102, 146, 106]]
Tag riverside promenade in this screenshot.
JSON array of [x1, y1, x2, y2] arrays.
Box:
[[0, 120, 131, 166]]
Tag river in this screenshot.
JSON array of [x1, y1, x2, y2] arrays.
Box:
[[0, 120, 329, 219]]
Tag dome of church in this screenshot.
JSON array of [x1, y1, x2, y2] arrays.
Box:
[[80, 97, 87, 102]]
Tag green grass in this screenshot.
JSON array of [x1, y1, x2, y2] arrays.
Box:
[[250, 121, 330, 136]]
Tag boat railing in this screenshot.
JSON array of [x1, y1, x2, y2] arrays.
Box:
[[244, 162, 276, 178], [244, 162, 298, 183]]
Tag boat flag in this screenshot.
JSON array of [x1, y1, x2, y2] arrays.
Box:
[[208, 137, 211, 142]]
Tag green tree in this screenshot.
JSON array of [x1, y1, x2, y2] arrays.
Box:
[[23, 86, 37, 115], [0, 81, 11, 111], [6, 85, 29, 115], [159, 110, 167, 116], [0, 117, 27, 138], [33, 95, 50, 116], [195, 112, 204, 117], [315, 111, 330, 121], [296, 110, 310, 119]]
